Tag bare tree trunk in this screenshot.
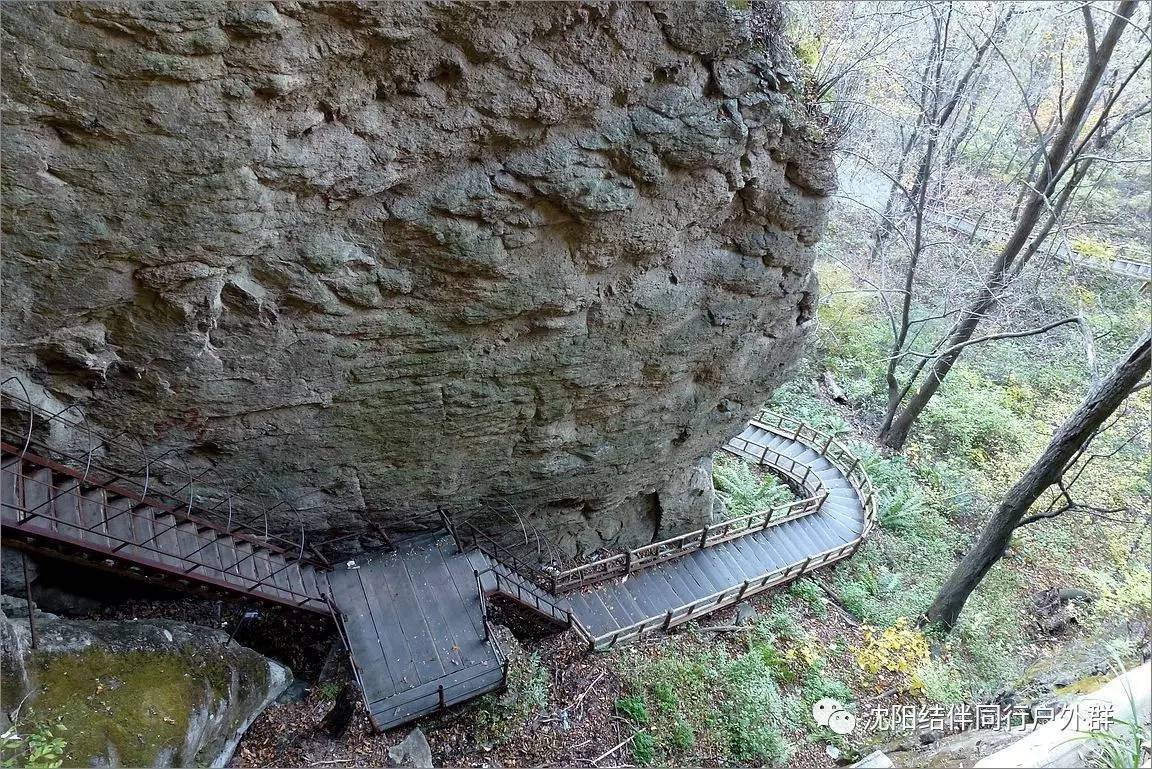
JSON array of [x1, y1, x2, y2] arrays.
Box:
[[926, 332, 1151, 630], [878, 0, 1138, 450], [875, 7, 1015, 437]]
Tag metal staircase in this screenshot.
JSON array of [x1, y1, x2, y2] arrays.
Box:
[[1, 442, 330, 612], [0, 391, 331, 612]]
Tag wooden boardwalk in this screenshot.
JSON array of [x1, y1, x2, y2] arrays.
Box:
[[0, 393, 874, 733], [923, 207, 1152, 282], [325, 534, 507, 730], [564, 419, 867, 648]]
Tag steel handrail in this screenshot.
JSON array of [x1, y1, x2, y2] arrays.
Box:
[[0, 393, 317, 559], [2, 453, 325, 607], [452, 519, 558, 592], [588, 538, 860, 651]]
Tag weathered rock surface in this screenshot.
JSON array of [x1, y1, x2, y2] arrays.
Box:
[[386, 727, 434, 769], [0, 610, 291, 767], [1, 1, 832, 554]]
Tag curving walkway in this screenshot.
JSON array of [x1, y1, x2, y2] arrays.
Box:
[[562, 414, 874, 650], [0, 392, 874, 732], [923, 207, 1152, 282]]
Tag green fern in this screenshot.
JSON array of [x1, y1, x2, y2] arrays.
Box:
[[713, 454, 794, 518]]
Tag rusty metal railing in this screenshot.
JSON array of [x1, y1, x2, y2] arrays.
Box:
[[0, 388, 328, 567]]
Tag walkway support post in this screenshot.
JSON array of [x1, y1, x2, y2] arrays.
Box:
[[22, 552, 36, 649], [439, 508, 462, 553]]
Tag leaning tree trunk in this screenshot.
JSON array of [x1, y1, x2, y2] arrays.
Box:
[[926, 332, 1151, 630], [877, 0, 1139, 451]]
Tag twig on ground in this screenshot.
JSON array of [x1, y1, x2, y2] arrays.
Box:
[[591, 731, 639, 766], [817, 580, 862, 627], [698, 624, 754, 633], [862, 686, 903, 702], [573, 670, 605, 712]]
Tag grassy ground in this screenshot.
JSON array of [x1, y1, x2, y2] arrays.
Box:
[[596, 209, 1150, 766]]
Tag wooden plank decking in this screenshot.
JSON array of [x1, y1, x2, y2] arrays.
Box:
[[0, 399, 872, 736], [563, 421, 866, 645], [325, 534, 507, 731]]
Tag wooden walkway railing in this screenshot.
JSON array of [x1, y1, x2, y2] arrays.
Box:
[[548, 442, 829, 593], [922, 207, 1151, 282], [584, 541, 860, 651], [567, 411, 875, 652], [753, 409, 877, 535]]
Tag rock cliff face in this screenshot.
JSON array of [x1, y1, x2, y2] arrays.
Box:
[[1, 1, 833, 555]]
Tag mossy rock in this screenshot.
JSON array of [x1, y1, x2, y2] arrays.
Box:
[[2, 614, 290, 768]]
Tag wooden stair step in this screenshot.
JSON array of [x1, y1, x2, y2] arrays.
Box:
[[151, 513, 183, 568], [78, 488, 111, 548], [2, 455, 21, 523], [21, 466, 56, 532], [102, 497, 135, 549]]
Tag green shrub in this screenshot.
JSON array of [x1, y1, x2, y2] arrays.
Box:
[[471, 652, 550, 745], [616, 695, 650, 725], [712, 453, 794, 517], [800, 670, 854, 723], [793, 36, 821, 71], [722, 655, 795, 764], [788, 578, 828, 616], [1, 723, 67, 769], [651, 680, 678, 711], [879, 486, 923, 533], [754, 598, 806, 642], [918, 369, 1028, 463], [914, 660, 969, 704], [669, 719, 696, 752], [631, 732, 656, 766], [1071, 236, 1117, 262], [750, 641, 798, 684]]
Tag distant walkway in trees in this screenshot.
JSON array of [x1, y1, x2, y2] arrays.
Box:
[[923, 206, 1151, 282]]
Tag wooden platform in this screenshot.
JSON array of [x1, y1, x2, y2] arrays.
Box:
[[325, 534, 508, 731]]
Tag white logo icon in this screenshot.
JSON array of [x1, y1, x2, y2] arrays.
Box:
[[812, 698, 857, 734]]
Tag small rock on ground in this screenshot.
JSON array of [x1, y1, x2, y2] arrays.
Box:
[[386, 727, 433, 769], [736, 602, 758, 625], [851, 750, 894, 768]]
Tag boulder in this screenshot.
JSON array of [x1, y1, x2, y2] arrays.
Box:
[[386, 727, 434, 769], [0, 549, 36, 597], [976, 662, 1151, 768], [0, 611, 290, 768], [1, 0, 832, 556]]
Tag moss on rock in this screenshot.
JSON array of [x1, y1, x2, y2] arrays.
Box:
[[4, 614, 289, 768]]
